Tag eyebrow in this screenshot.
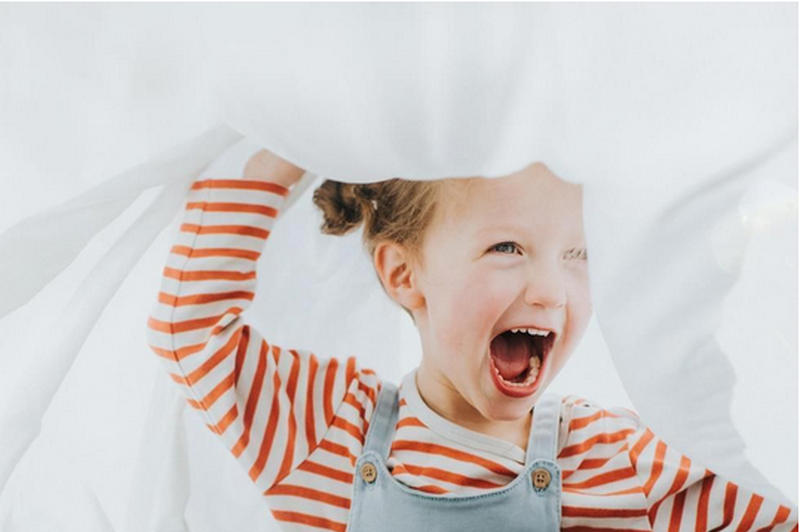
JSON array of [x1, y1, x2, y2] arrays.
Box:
[[473, 225, 586, 246], [473, 225, 527, 236]]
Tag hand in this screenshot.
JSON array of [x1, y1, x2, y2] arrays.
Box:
[[244, 149, 306, 188]]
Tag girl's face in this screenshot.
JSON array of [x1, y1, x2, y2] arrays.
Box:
[[412, 163, 592, 427]]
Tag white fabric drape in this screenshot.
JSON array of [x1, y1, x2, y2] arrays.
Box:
[[0, 124, 243, 493], [0, 3, 796, 529]]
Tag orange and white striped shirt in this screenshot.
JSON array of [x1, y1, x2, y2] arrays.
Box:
[[146, 177, 798, 532]]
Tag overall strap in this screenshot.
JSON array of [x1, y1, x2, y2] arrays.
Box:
[[363, 380, 400, 460], [525, 392, 562, 465]]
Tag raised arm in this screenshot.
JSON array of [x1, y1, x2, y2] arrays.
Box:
[[623, 412, 798, 532], [242, 148, 306, 188], [145, 147, 367, 494]]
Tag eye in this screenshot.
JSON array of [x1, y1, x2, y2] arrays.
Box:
[[564, 248, 588, 261], [491, 241, 521, 255]]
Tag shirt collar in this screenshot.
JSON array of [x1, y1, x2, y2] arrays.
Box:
[[400, 367, 528, 463]]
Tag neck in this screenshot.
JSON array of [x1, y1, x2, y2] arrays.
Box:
[[414, 361, 532, 450]]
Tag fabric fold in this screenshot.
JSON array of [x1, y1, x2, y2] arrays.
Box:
[[0, 123, 241, 494], [0, 123, 242, 319]]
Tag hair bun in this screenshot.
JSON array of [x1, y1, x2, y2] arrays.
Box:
[[310, 176, 445, 324], [312, 180, 373, 236], [354, 184, 378, 201]]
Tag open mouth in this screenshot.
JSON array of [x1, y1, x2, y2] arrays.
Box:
[[489, 328, 556, 390]]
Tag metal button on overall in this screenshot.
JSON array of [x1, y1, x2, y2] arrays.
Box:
[[532, 467, 552, 490], [360, 462, 377, 483]]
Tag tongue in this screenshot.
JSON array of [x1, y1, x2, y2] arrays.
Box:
[[490, 333, 532, 380]]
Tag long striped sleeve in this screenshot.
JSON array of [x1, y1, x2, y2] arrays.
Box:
[[145, 177, 377, 496], [625, 413, 798, 532]]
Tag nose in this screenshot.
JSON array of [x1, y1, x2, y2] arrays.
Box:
[[523, 259, 567, 309]]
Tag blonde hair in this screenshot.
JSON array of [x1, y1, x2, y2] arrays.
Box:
[[311, 177, 473, 322]]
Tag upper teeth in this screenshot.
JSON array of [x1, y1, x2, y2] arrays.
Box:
[[510, 328, 550, 337]]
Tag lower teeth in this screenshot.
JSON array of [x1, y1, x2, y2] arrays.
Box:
[[493, 355, 542, 387]]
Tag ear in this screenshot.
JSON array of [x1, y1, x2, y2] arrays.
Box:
[[373, 241, 426, 314]]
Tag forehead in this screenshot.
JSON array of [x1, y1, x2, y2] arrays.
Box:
[[437, 163, 584, 240]]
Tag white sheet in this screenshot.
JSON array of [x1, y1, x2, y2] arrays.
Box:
[[0, 3, 795, 528]]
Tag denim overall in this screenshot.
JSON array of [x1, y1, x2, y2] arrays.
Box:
[[346, 381, 563, 531]]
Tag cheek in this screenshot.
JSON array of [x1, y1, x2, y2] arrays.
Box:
[[565, 271, 593, 338], [424, 269, 469, 349], [460, 270, 517, 324], [429, 269, 508, 354], [576, 270, 593, 316]]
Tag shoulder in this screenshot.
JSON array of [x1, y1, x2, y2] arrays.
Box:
[[350, 362, 383, 405], [559, 393, 646, 436], [561, 393, 640, 418]]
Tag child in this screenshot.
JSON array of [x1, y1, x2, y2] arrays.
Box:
[[146, 145, 797, 532]]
